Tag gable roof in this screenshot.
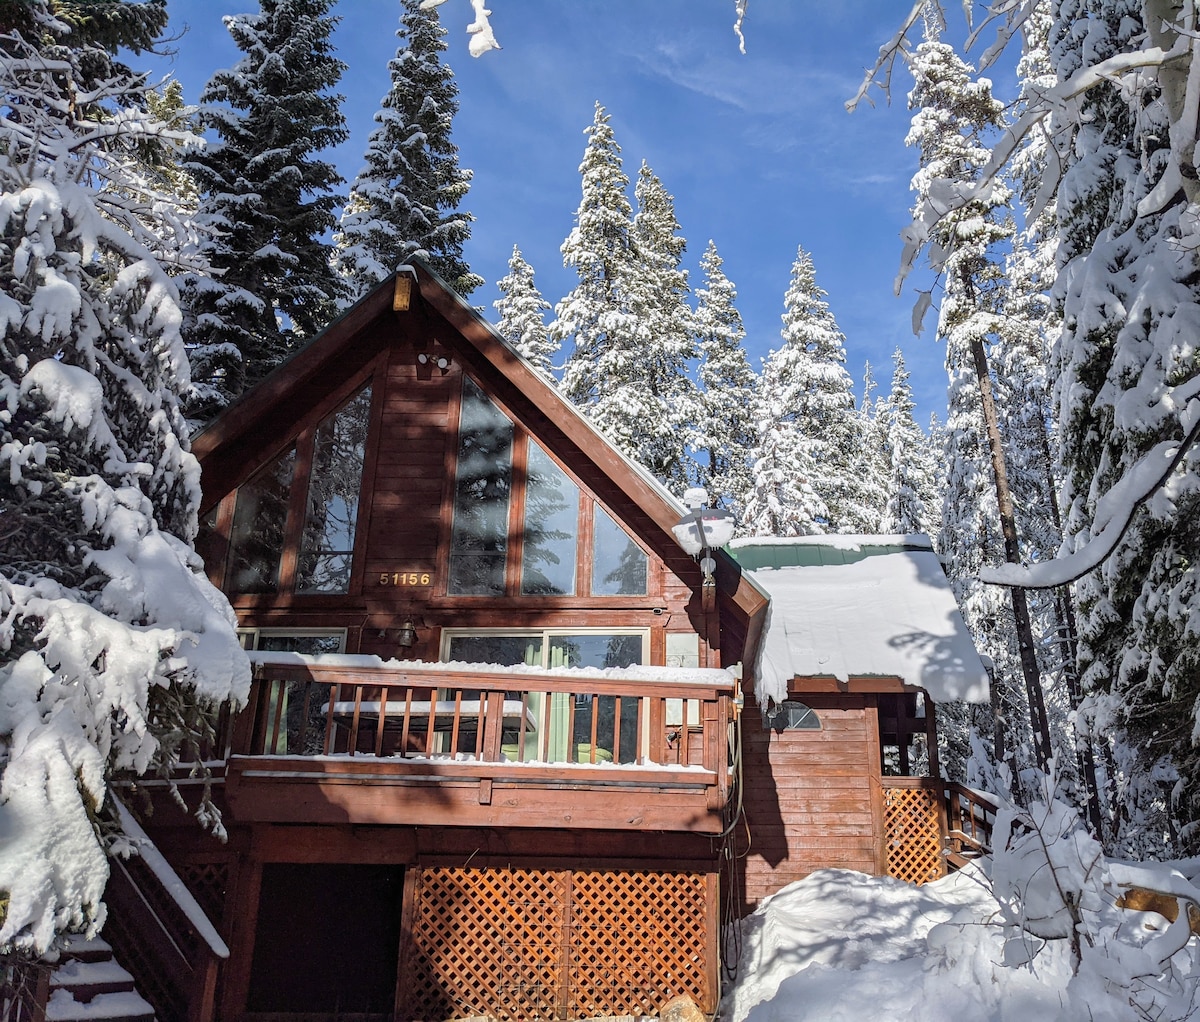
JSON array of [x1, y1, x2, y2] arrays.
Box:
[[727, 535, 990, 706], [191, 260, 769, 658]]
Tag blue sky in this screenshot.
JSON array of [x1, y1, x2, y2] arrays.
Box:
[[150, 0, 973, 425]]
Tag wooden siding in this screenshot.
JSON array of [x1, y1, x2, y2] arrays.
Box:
[[738, 695, 884, 911]]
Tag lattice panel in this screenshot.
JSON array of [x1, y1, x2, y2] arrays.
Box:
[[403, 867, 567, 1022], [884, 786, 945, 885], [178, 860, 231, 929], [568, 870, 709, 1019], [400, 866, 713, 1022]]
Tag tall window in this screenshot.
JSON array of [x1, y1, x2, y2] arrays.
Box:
[[225, 384, 372, 595], [449, 377, 513, 595], [298, 386, 372, 593], [448, 377, 648, 598]]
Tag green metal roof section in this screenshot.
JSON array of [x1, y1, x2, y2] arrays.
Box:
[[725, 540, 928, 571]]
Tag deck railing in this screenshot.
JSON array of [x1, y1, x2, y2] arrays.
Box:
[[233, 660, 735, 774], [882, 777, 1000, 883]]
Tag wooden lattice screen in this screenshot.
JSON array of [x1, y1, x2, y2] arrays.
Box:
[[884, 785, 946, 885], [400, 866, 714, 1022]]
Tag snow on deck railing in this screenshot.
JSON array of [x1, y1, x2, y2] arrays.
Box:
[[113, 799, 229, 959]]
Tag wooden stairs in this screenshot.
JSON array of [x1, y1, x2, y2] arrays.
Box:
[[46, 937, 155, 1022]]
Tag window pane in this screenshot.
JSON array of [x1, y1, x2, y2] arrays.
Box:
[[521, 442, 579, 595], [446, 634, 543, 667], [591, 505, 647, 595], [254, 633, 345, 654], [549, 633, 643, 670], [297, 386, 372, 594], [227, 448, 296, 593], [449, 377, 513, 595]]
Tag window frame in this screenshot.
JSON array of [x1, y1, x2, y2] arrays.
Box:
[[441, 375, 655, 602], [439, 627, 651, 669], [239, 628, 349, 653], [210, 363, 381, 600]]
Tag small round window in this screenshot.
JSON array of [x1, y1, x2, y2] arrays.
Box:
[[765, 700, 821, 731]]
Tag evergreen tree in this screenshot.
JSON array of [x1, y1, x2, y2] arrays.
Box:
[[852, 360, 891, 534], [769, 246, 870, 532], [694, 240, 756, 514], [181, 0, 349, 420], [906, 8, 1033, 768], [624, 162, 700, 489], [554, 103, 636, 409], [335, 0, 481, 299], [494, 245, 557, 374], [554, 110, 698, 487], [0, 4, 247, 952], [879, 350, 936, 535], [742, 364, 827, 537], [1048, 0, 1200, 853]]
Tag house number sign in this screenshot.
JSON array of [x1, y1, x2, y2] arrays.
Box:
[[378, 571, 432, 586]]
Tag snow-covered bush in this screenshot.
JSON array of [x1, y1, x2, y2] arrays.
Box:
[[0, 8, 249, 954]]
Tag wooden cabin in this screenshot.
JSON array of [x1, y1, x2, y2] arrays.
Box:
[[114, 263, 991, 1022]]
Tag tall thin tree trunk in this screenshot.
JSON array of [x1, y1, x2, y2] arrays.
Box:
[[969, 336, 1053, 770], [1038, 421, 1106, 837]]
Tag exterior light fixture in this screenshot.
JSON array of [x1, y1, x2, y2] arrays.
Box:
[[396, 617, 419, 648], [671, 488, 735, 586]]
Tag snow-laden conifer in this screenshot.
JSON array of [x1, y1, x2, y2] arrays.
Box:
[[554, 103, 636, 408], [335, 0, 481, 300], [181, 0, 349, 421], [694, 240, 756, 514], [742, 364, 827, 537], [879, 350, 937, 535], [0, 7, 249, 953], [554, 111, 697, 486], [769, 246, 870, 532], [494, 245, 557, 375], [906, 9, 1035, 767]]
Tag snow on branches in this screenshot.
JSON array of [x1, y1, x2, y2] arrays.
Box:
[[0, 22, 249, 952]]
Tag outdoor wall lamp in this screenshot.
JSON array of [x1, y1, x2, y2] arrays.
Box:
[[396, 617, 419, 648]]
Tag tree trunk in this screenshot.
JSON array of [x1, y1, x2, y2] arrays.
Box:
[[969, 336, 1053, 770]]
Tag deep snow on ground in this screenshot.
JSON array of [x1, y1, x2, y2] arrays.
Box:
[[720, 866, 1186, 1022]]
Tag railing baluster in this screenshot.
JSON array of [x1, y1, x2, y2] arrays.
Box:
[[374, 684, 389, 758], [401, 687, 414, 756], [349, 686, 365, 756], [589, 695, 599, 762], [324, 685, 336, 754], [612, 696, 622, 765], [268, 679, 286, 754], [566, 697, 577, 763], [517, 693, 530, 762], [297, 681, 313, 755]]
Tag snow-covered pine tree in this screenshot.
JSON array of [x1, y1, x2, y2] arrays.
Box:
[[494, 245, 557, 374], [0, 4, 248, 953], [181, 0, 349, 422], [623, 162, 700, 489], [694, 240, 756, 514], [851, 360, 890, 534], [742, 362, 827, 537], [879, 350, 937, 535], [769, 246, 871, 532], [554, 103, 636, 409], [554, 111, 697, 486], [905, 7, 1038, 769], [1047, 0, 1200, 854], [334, 0, 481, 300]]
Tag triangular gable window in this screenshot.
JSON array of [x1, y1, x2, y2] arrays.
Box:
[[448, 376, 647, 598]]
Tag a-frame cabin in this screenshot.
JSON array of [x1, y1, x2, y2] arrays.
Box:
[[117, 262, 991, 1022]]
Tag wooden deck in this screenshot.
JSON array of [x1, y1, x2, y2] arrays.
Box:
[[223, 661, 735, 833]]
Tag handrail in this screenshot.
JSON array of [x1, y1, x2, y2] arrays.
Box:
[[102, 798, 226, 1022], [882, 776, 1000, 861], [232, 662, 735, 786], [113, 801, 228, 960]]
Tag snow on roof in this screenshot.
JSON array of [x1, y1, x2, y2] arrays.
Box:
[[730, 537, 989, 706]]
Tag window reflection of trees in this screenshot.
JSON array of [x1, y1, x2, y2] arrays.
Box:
[[591, 505, 648, 596], [297, 386, 372, 593], [228, 448, 296, 593], [449, 377, 513, 595], [522, 442, 579, 595]]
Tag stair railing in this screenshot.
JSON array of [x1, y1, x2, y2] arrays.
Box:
[[103, 799, 229, 1022]]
